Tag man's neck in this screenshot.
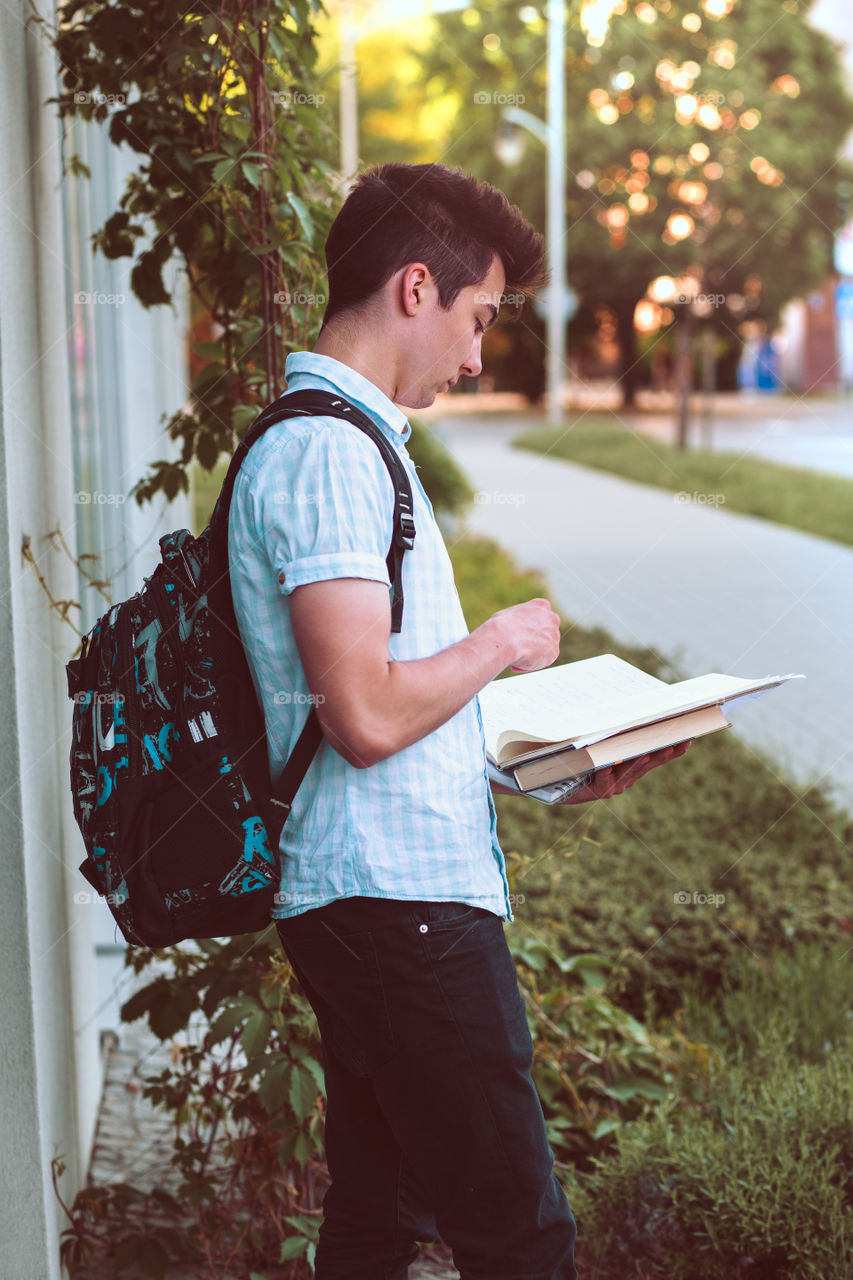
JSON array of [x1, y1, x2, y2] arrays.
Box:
[[314, 324, 398, 404]]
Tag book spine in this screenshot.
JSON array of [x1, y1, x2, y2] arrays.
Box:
[[514, 747, 594, 791]]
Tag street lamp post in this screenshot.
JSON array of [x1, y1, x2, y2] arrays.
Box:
[[496, 1, 567, 420]]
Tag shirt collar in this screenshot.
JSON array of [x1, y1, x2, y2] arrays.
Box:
[[284, 351, 412, 443]]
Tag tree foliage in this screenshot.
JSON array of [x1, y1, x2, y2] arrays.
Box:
[[405, 0, 853, 401]]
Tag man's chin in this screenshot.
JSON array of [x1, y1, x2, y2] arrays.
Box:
[[395, 388, 438, 411]]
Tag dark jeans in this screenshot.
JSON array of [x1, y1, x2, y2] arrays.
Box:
[[275, 896, 577, 1280]]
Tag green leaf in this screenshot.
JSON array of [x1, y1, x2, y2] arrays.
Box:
[[285, 190, 314, 242], [192, 340, 224, 360], [302, 1055, 326, 1093], [557, 952, 612, 977], [207, 1004, 251, 1048], [276, 1129, 299, 1164], [232, 403, 259, 432], [242, 1009, 272, 1059], [593, 1117, 622, 1140], [280, 1237, 308, 1260], [257, 1059, 292, 1115], [196, 429, 224, 473], [608, 1077, 668, 1103], [213, 157, 238, 185], [293, 1127, 315, 1168], [289, 1063, 319, 1121]]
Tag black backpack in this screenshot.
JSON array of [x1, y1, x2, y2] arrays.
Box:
[[66, 391, 416, 947]]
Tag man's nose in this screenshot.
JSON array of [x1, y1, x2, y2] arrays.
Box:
[[460, 335, 483, 378]]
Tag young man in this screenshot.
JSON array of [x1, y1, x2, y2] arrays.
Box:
[[228, 162, 686, 1279]]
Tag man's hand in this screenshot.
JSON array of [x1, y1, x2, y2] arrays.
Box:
[[486, 598, 561, 673], [556, 741, 690, 804]]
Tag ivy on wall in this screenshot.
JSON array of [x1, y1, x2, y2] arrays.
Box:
[[33, 0, 339, 504]]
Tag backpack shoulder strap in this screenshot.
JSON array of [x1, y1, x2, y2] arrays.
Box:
[[215, 389, 415, 634], [216, 390, 418, 838]]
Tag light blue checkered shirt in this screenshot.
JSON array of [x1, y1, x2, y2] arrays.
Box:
[[227, 351, 512, 922]]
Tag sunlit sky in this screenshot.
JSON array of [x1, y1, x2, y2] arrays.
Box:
[[328, 0, 469, 37], [333, 0, 853, 62]]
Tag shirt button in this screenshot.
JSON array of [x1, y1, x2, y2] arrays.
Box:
[[419, 923, 428, 933], [278, 572, 286, 584]]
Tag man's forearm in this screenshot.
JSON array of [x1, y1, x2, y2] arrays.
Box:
[[290, 580, 560, 769], [333, 615, 514, 767]]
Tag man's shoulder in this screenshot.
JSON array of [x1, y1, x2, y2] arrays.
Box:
[[229, 404, 398, 538], [240, 404, 396, 477]]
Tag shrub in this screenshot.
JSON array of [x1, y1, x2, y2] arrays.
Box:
[[571, 948, 853, 1279]]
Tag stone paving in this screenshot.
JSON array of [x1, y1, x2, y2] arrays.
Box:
[[76, 1017, 459, 1279]]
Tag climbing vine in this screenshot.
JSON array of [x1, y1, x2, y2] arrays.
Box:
[[31, 0, 338, 504]]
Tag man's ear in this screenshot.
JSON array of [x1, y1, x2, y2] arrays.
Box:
[[399, 262, 430, 318]]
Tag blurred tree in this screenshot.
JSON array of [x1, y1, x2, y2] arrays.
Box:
[[398, 0, 853, 407]]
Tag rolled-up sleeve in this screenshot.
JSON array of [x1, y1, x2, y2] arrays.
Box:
[[255, 420, 395, 596]]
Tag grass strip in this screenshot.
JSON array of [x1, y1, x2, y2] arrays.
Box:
[[514, 417, 853, 547]]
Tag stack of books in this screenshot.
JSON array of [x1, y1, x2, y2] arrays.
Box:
[[479, 654, 802, 804]]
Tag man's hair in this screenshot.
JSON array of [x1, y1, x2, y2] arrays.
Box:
[[320, 162, 547, 328]]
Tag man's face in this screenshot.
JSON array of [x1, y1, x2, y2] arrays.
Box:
[[394, 255, 506, 409]]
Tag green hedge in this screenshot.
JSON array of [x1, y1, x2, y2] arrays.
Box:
[[572, 944, 853, 1279]]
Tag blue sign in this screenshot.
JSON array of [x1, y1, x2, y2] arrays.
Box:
[[835, 279, 853, 317]]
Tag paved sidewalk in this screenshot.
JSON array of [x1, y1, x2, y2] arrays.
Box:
[[435, 411, 853, 812]]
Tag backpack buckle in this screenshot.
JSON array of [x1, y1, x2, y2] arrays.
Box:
[[397, 510, 416, 550]]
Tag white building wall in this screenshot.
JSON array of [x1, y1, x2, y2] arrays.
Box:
[[0, 3, 190, 1275]]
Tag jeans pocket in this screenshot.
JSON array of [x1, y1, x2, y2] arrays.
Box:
[[411, 902, 485, 932]]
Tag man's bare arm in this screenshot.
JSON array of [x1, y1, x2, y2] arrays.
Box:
[[287, 577, 560, 768]]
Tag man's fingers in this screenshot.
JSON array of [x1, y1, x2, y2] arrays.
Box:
[[558, 741, 691, 804]]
